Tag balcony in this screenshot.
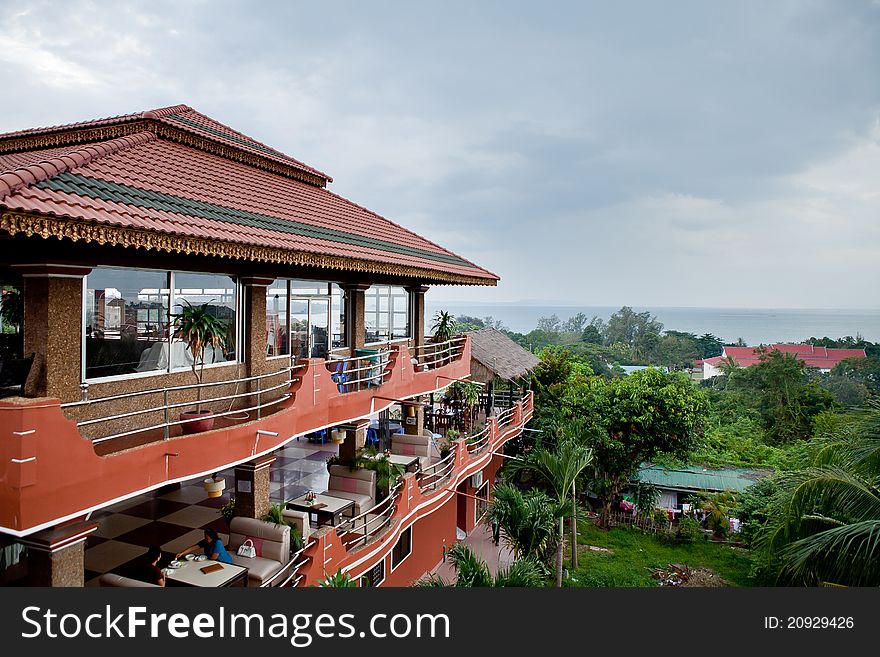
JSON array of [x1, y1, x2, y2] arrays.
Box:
[[291, 390, 534, 587], [0, 337, 471, 537]]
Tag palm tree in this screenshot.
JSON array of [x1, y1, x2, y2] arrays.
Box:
[[716, 355, 739, 377], [760, 401, 880, 585], [416, 543, 545, 587], [508, 438, 593, 587], [486, 483, 559, 562]]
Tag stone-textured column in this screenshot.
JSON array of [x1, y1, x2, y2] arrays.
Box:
[[234, 455, 275, 519], [407, 284, 429, 349], [339, 423, 366, 465], [19, 520, 97, 587], [403, 398, 425, 436], [342, 283, 369, 357], [240, 278, 273, 379], [15, 265, 92, 401]]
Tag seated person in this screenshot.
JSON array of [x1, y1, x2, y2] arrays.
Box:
[[141, 545, 166, 587], [176, 528, 233, 564]]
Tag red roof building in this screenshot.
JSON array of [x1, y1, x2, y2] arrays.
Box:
[[702, 344, 866, 378], [0, 106, 528, 588]]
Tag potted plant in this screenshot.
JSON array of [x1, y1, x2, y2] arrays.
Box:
[[262, 502, 304, 552], [430, 310, 457, 367], [219, 497, 236, 529], [431, 310, 457, 342], [171, 300, 227, 434], [356, 446, 404, 501], [450, 381, 480, 431]]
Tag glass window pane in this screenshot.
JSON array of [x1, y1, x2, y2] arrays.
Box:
[[290, 280, 327, 296], [171, 272, 237, 369], [266, 279, 289, 357], [331, 284, 346, 348], [85, 267, 169, 379], [289, 299, 309, 360]]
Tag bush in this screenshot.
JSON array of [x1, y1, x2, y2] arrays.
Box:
[[675, 518, 703, 544], [652, 509, 670, 528]]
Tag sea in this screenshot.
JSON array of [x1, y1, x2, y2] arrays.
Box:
[[425, 303, 880, 346]]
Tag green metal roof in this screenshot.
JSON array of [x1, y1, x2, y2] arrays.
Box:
[[634, 465, 769, 493]]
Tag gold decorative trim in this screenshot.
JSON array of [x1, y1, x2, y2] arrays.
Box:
[[0, 211, 497, 286], [0, 121, 328, 188]]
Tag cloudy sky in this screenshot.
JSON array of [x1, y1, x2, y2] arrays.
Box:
[[1, 1, 878, 309]]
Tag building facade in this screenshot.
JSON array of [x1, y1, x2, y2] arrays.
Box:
[[0, 105, 531, 586]]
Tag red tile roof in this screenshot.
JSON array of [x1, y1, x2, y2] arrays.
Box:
[[0, 104, 330, 184], [711, 345, 866, 370], [0, 106, 498, 285]]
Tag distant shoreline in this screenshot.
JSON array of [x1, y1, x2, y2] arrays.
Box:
[[426, 303, 880, 346]]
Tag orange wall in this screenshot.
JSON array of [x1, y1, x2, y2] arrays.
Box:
[[0, 341, 473, 536]]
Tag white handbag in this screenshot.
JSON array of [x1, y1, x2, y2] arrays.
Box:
[[237, 538, 256, 558]]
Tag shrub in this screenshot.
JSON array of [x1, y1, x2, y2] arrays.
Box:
[[675, 517, 703, 544]]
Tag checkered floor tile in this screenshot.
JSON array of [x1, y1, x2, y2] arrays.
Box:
[[83, 440, 337, 586]]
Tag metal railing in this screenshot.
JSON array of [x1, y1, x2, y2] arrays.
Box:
[[411, 336, 466, 370], [416, 448, 457, 493], [60, 363, 304, 444], [324, 349, 392, 394], [464, 426, 491, 454], [265, 538, 317, 588], [336, 482, 402, 550], [495, 406, 517, 428]]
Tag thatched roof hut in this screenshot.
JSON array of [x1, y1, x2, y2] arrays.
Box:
[[464, 328, 541, 384]]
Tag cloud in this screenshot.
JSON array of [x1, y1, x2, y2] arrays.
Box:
[[1, 0, 878, 311]]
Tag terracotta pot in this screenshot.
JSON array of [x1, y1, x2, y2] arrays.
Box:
[[180, 410, 215, 434]]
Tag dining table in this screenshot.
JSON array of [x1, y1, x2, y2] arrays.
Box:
[[163, 557, 248, 587], [287, 492, 355, 527]]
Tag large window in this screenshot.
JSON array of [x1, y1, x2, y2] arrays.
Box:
[[266, 280, 345, 359], [170, 273, 237, 369], [84, 267, 238, 380], [391, 527, 412, 570], [365, 285, 409, 343]]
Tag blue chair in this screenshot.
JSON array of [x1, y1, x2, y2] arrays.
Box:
[[307, 429, 326, 444], [331, 359, 349, 393], [366, 427, 379, 446]]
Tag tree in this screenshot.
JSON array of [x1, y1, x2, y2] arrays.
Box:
[[603, 306, 664, 361], [758, 401, 880, 585], [561, 369, 708, 523], [833, 355, 880, 396], [536, 314, 562, 334], [581, 324, 602, 345], [508, 437, 593, 587], [697, 333, 724, 359], [716, 355, 739, 377], [562, 312, 588, 334], [486, 483, 559, 563], [738, 349, 835, 443], [655, 332, 700, 370]]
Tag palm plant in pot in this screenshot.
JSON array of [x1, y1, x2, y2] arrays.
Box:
[[171, 300, 227, 434], [431, 310, 457, 366]]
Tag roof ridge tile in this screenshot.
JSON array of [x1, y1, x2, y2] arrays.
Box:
[[0, 132, 156, 200]]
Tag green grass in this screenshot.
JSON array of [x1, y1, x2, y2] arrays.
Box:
[[565, 521, 755, 587]]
